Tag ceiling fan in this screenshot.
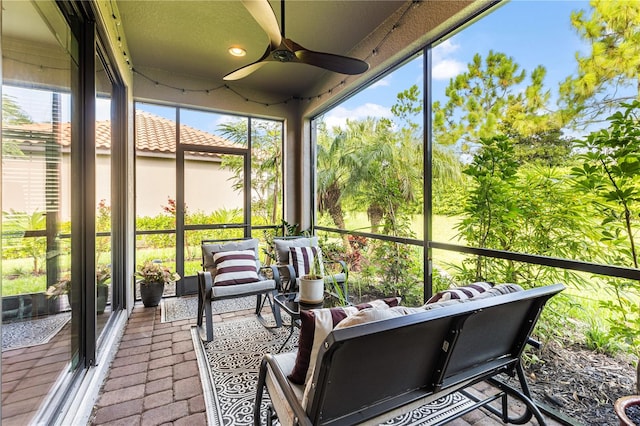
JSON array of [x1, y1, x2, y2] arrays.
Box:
[[223, 0, 370, 81]]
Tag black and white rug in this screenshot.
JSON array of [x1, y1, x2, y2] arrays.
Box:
[[2, 312, 71, 351], [161, 295, 256, 323], [193, 315, 475, 426]]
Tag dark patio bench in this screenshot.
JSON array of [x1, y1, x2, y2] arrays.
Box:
[[254, 283, 565, 425]]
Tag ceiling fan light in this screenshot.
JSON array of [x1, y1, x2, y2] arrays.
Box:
[[228, 46, 247, 57]]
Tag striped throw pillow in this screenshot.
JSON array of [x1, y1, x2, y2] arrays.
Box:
[[426, 281, 494, 304], [287, 297, 401, 385], [289, 246, 325, 277], [212, 250, 260, 286]]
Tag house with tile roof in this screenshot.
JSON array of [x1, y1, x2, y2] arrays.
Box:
[[2, 111, 242, 219]]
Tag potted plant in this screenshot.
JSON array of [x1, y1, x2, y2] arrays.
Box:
[[136, 261, 180, 307], [615, 395, 640, 426], [46, 275, 71, 311], [96, 264, 111, 314], [299, 255, 324, 304]]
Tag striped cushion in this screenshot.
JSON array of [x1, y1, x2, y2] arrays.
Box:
[[289, 246, 325, 277], [212, 250, 260, 286], [287, 297, 400, 385], [426, 281, 494, 304]]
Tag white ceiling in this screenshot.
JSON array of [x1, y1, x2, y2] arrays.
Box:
[[116, 1, 407, 97]]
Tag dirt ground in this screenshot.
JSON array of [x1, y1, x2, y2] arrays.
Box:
[[522, 340, 637, 425]]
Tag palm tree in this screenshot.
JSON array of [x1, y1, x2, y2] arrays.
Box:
[[217, 119, 283, 225]]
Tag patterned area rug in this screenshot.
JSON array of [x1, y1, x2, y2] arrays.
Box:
[[161, 295, 256, 323], [2, 312, 71, 351], [196, 315, 476, 426]]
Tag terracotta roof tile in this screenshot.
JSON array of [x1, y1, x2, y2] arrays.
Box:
[[3, 111, 236, 155]]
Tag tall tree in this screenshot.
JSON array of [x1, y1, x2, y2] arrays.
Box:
[[433, 51, 557, 152], [2, 95, 31, 157], [560, 1, 640, 128], [2, 95, 32, 125], [217, 120, 282, 225]]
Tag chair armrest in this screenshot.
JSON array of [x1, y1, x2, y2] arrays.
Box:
[[273, 264, 298, 293], [261, 265, 283, 292], [255, 354, 313, 426]]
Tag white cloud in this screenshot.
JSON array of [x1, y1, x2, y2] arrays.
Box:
[[433, 39, 460, 60], [323, 103, 392, 130], [431, 39, 465, 80], [369, 78, 391, 89], [432, 59, 465, 80]]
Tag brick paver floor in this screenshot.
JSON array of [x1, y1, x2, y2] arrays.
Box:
[[90, 300, 260, 426], [89, 299, 565, 426], [2, 322, 71, 426]]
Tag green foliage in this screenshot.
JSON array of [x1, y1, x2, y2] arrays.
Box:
[[560, 1, 640, 127], [584, 318, 623, 356], [2, 209, 47, 274], [217, 119, 283, 225], [570, 101, 640, 367], [572, 100, 640, 269], [454, 132, 594, 288], [2, 95, 32, 125], [261, 220, 305, 265], [370, 217, 423, 305], [509, 129, 575, 167], [433, 51, 556, 151], [432, 145, 466, 215], [456, 135, 519, 279]]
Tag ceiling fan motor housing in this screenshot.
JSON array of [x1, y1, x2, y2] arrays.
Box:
[[272, 49, 295, 62]]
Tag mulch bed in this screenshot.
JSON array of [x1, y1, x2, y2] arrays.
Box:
[[522, 340, 638, 425]]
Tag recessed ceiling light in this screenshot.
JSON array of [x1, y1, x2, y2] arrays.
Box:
[[228, 47, 246, 57]]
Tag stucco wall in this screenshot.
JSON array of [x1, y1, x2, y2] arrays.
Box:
[[135, 155, 242, 218]]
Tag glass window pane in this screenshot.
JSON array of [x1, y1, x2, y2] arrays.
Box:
[[315, 54, 424, 239], [96, 55, 112, 337], [180, 109, 247, 148], [430, 1, 639, 271], [250, 118, 283, 227], [183, 150, 245, 276], [135, 103, 177, 296], [183, 152, 244, 227], [2, 0, 78, 421]]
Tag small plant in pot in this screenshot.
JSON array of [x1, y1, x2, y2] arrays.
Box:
[[136, 261, 180, 307], [46, 275, 71, 311], [299, 254, 324, 305], [96, 264, 111, 314]]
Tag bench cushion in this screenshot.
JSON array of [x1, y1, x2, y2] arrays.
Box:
[[423, 283, 524, 310], [287, 298, 400, 385], [211, 279, 275, 298], [426, 281, 494, 304], [212, 250, 260, 286]]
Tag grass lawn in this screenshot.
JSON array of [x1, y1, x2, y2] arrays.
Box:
[[337, 212, 468, 274]]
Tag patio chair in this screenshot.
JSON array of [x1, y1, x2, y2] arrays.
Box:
[[197, 238, 283, 342], [273, 236, 348, 299]]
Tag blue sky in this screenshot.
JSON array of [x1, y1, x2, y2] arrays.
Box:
[[323, 0, 590, 130]]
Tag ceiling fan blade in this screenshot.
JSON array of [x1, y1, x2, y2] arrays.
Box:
[[223, 45, 272, 80], [223, 61, 268, 81], [293, 44, 369, 75], [241, 0, 282, 50]]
